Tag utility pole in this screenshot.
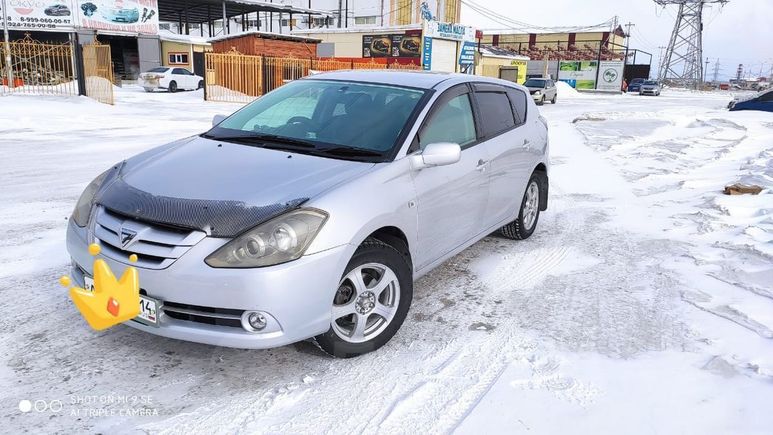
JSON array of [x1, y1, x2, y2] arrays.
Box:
[[1, 0, 13, 89], [623, 22, 635, 65], [337, 0, 342, 28], [712, 58, 720, 83], [657, 46, 667, 79], [704, 57, 710, 84]]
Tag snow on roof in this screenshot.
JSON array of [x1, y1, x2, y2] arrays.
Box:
[[292, 24, 422, 35], [224, 0, 334, 16], [159, 30, 211, 45], [483, 24, 625, 36], [478, 44, 530, 60], [208, 30, 322, 43]]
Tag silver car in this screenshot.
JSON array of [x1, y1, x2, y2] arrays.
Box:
[[639, 80, 661, 96], [66, 71, 550, 357], [524, 78, 558, 105]]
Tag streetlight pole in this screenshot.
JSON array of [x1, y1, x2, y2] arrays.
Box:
[[2, 0, 14, 89]]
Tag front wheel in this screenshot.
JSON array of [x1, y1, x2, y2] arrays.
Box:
[[168, 81, 177, 92], [551, 94, 557, 104], [314, 239, 412, 358], [197, 80, 204, 90], [501, 174, 542, 240], [537, 96, 545, 106]]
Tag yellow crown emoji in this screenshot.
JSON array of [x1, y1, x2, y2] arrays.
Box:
[[59, 244, 141, 331]]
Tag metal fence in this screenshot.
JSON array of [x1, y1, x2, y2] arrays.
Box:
[[0, 34, 77, 97], [205, 51, 419, 103], [82, 41, 115, 105]]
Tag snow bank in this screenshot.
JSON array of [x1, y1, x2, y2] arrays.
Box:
[[556, 80, 582, 99]]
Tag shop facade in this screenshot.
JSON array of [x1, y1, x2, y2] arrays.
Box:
[[420, 19, 475, 73]]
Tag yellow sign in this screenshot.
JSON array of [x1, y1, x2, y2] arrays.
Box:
[[59, 244, 141, 330]]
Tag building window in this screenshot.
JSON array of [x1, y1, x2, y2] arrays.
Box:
[[280, 19, 297, 27], [355, 16, 378, 25], [159, 23, 171, 30], [168, 53, 189, 65]]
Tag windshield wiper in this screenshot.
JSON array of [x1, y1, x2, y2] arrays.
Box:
[[317, 147, 384, 157], [203, 133, 317, 149]]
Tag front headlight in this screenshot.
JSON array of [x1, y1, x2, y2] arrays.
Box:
[[205, 209, 328, 268], [71, 168, 112, 227]]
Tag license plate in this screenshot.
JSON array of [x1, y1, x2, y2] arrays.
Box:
[[82, 276, 160, 327]]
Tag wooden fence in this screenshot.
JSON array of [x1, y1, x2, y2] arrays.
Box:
[[82, 42, 115, 105], [205, 51, 418, 103]]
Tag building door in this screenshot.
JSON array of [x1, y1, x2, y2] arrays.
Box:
[[430, 39, 457, 73], [193, 51, 205, 77], [137, 35, 161, 75]]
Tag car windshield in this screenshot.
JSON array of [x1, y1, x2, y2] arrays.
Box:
[[206, 79, 427, 161], [524, 79, 547, 88], [147, 67, 168, 73]]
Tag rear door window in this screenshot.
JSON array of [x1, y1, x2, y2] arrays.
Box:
[[473, 86, 516, 137]]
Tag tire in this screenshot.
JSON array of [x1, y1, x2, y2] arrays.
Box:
[[143, 87, 154, 93], [314, 238, 413, 358], [197, 80, 204, 90], [168, 81, 177, 93], [551, 94, 557, 104], [501, 173, 542, 240], [537, 96, 545, 106]]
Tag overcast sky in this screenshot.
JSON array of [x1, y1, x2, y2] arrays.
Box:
[[460, 0, 773, 80]]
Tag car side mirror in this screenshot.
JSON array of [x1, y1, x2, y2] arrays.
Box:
[[212, 114, 227, 127], [411, 142, 461, 169]]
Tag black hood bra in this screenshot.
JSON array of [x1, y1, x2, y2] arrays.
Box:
[[94, 163, 308, 237]]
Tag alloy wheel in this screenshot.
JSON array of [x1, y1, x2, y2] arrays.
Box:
[[522, 181, 540, 230], [331, 262, 401, 344]]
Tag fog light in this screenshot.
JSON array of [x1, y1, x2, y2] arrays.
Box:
[[247, 312, 267, 331]]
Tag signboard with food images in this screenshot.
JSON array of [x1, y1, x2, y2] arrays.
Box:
[[362, 33, 421, 58], [0, 0, 76, 31], [76, 0, 158, 34]]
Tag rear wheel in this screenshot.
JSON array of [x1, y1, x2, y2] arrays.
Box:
[[168, 81, 177, 92], [197, 80, 204, 90], [314, 239, 412, 358], [501, 173, 542, 240]]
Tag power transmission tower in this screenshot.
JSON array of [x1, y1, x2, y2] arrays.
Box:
[[655, 0, 729, 89], [712, 59, 720, 83]]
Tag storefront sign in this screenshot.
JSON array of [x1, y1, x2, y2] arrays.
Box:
[[597, 60, 624, 91], [558, 60, 598, 90], [423, 20, 475, 42], [422, 36, 432, 70], [458, 40, 475, 65], [76, 0, 158, 35], [362, 33, 421, 58], [0, 0, 77, 31]]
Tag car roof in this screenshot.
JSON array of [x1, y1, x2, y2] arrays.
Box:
[[305, 70, 477, 90]]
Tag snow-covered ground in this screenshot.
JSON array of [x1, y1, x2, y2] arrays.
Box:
[[1, 84, 771, 434]]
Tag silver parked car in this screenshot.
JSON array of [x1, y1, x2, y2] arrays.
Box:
[[66, 71, 550, 357], [639, 80, 661, 96], [524, 78, 557, 105]]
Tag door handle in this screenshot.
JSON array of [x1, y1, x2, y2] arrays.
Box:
[[476, 159, 488, 171]]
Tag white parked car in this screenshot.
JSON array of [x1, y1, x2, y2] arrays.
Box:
[[139, 67, 203, 93]]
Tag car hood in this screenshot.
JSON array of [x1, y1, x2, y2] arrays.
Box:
[[97, 136, 375, 236], [526, 86, 545, 92]]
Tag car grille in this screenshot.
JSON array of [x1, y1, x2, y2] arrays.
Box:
[[92, 206, 206, 269], [162, 301, 244, 328]]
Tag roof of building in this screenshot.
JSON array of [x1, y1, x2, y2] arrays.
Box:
[[158, 0, 334, 25], [478, 44, 529, 60], [159, 30, 211, 45], [483, 24, 627, 37], [208, 30, 322, 43], [292, 24, 422, 35]]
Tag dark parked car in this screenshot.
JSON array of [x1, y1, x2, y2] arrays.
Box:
[[44, 4, 71, 16], [627, 78, 645, 93], [728, 89, 773, 112]]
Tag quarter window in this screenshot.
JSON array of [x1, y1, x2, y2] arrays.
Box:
[[506, 88, 528, 125], [475, 91, 516, 137], [419, 94, 477, 149]]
